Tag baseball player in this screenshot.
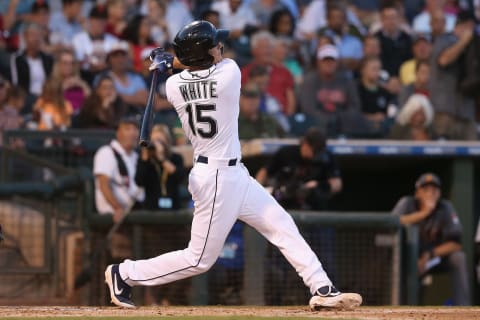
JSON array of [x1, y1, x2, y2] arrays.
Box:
[[105, 20, 362, 310]]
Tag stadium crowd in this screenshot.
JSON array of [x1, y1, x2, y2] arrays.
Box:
[[0, 0, 479, 144]]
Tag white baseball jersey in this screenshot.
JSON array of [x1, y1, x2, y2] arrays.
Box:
[[118, 58, 333, 298], [165, 58, 242, 160]]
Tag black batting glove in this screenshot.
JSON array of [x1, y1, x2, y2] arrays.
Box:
[[149, 47, 174, 72]]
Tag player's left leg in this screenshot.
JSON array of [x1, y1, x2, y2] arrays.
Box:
[[238, 172, 362, 309]]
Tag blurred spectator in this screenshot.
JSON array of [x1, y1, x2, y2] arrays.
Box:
[[28, 0, 51, 51], [74, 75, 128, 129], [72, 4, 119, 84], [413, 0, 457, 34], [135, 124, 185, 210], [238, 81, 285, 140], [122, 15, 156, 73], [250, 0, 286, 29], [399, 34, 432, 85], [212, 0, 259, 65], [256, 127, 341, 210], [106, 0, 128, 38], [297, 44, 362, 137], [33, 79, 73, 130], [369, 0, 413, 35], [51, 49, 91, 115], [269, 8, 295, 39], [430, 9, 449, 40], [272, 36, 303, 86], [143, 0, 171, 47], [389, 93, 435, 140], [49, 0, 84, 48], [429, 11, 477, 140], [318, 4, 363, 72], [241, 31, 295, 115], [201, 9, 221, 28], [398, 60, 430, 108], [93, 117, 144, 221], [295, 0, 327, 41], [374, 4, 413, 78], [140, 0, 193, 43], [362, 34, 381, 58], [0, 78, 22, 146], [0, 0, 22, 52], [9, 22, 53, 114], [244, 66, 287, 133], [392, 173, 470, 306], [357, 56, 395, 133], [102, 41, 148, 112]]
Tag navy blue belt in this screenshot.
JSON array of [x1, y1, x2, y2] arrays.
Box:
[[197, 155, 237, 166]]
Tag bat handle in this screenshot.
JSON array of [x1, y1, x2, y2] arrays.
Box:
[[139, 69, 161, 147]]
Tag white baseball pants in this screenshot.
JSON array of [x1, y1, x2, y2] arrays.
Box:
[[119, 160, 332, 294]]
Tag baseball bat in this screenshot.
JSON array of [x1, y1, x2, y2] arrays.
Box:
[[139, 69, 161, 147]]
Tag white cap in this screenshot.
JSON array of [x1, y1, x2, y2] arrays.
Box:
[[317, 44, 339, 60], [108, 41, 130, 55]]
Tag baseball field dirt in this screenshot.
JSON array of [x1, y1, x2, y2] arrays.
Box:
[[0, 306, 479, 319]]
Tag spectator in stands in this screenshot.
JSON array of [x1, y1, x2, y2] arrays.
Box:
[[33, 78, 73, 131], [389, 93, 435, 141], [48, 0, 84, 48], [106, 0, 128, 38], [368, 0, 413, 35], [201, 9, 221, 28], [297, 44, 362, 138], [51, 49, 91, 115], [256, 127, 341, 210], [72, 4, 119, 84], [143, 0, 170, 47], [272, 36, 303, 86], [29, 0, 51, 51], [429, 11, 477, 140], [241, 31, 296, 115], [374, 4, 412, 80], [135, 124, 185, 211], [318, 4, 363, 72], [357, 56, 395, 134], [398, 60, 430, 108], [413, 0, 457, 34], [74, 75, 128, 130], [430, 9, 448, 41], [268, 7, 296, 39], [247, 63, 289, 132], [93, 117, 144, 221], [0, 78, 21, 146], [295, 0, 327, 41], [211, 0, 259, 65], [10, 22, 53, 114], [392, 173, 470, 305], [238, 81, 285, 140], [102, 41, 148, 113], [122, 15, 156, 74], [399, 34, 432, 85], [362, 34, 381, 59], [250, 0, 288, 29]]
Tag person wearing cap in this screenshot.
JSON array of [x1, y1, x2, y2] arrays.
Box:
[[93, 116, 144, 220], [392, 173, 470, 305], [238, 81, 285, 140], [399, 34, 432, 85], [99, 41, 148, 112], [297, 44, 361, 137], [71, 4, 119, 83]]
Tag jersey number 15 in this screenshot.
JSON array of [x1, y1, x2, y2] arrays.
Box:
[[185, 103, 218, 139]]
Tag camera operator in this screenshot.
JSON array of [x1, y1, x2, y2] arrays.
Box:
[[256, 127, 342, 210], [135, 124, 185, 211]]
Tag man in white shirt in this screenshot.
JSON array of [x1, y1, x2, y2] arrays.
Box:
[[93, 118, 144, 222]]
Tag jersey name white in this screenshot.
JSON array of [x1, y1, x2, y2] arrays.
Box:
[[166, 58, 242, 160]]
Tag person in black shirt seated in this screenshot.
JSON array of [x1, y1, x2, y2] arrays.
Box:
[[135, 124, 185, 210], [357, 56, 395, 135]]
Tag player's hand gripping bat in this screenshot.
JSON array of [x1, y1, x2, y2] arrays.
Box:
[[139, 48, 174, 147]]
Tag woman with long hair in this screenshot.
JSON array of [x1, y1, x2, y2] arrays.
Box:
[[51, 49, 91, 114], [34, 78, 73, 130], [74, 75, 128, 129], [121, 14, 156, 73]]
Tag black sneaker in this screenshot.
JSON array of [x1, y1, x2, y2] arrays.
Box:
[[309, 285, 362, 310], [105, 264, 135, 308]]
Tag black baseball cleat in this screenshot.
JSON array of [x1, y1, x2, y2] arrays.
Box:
[[105, 264, 135, 308], [309, 285, 362, 310]]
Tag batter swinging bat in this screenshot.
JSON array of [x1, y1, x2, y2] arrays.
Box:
[[139, 69, 161, 147]]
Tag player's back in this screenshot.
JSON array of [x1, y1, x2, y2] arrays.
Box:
[[166, 58, 242, 159]]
